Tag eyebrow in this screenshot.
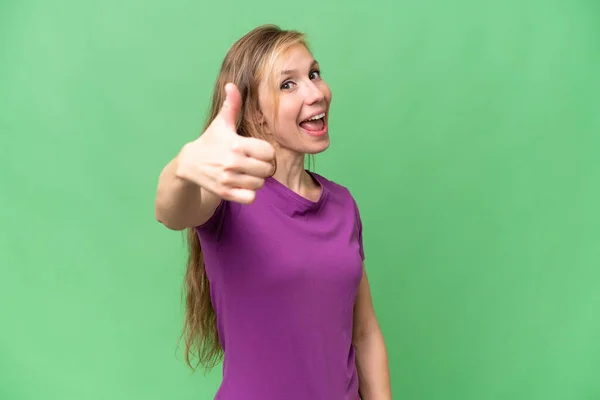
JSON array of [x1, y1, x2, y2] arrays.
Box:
[[281, 59, 319, 76]]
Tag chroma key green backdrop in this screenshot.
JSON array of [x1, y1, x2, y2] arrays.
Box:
[[1, 0, 599, 399]]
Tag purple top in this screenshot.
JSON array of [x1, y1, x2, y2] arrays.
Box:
[[195, 171, 365, 399]]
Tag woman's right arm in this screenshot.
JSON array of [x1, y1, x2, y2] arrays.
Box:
[[154, 83, 275, 231], [154, 149, 222, 231]]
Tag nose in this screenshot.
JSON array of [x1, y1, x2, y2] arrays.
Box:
[[303, 81, 325, 105]]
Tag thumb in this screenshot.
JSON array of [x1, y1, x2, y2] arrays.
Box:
[[219, 83, 242, 131]]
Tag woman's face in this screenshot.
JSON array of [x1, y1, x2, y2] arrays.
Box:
[[258, 43, 332, 156]]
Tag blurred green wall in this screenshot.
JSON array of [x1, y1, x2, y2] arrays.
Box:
[[1, 0, 599, 399]]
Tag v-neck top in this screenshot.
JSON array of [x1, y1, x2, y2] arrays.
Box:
[[195, 171, 365, 400]]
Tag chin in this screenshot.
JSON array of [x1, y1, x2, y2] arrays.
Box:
[[306, 138, 331, 154]]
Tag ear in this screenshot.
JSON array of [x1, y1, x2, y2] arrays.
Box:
[[254, 109, 273, 136], [255, 109, 266, 125]]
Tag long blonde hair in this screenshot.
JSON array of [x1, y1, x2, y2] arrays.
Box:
[[181, 24, 309, 372]]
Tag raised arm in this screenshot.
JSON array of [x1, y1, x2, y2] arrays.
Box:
[[154, 83, 275, 230]]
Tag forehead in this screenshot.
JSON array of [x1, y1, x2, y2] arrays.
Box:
[[280, 43, 314, 70], [262, 43, 314, 82]]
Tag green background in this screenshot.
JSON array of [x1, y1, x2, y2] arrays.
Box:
[[1, 0, 599, 399]]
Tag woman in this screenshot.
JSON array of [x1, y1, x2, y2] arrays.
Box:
[[155, 24, 391, 400]]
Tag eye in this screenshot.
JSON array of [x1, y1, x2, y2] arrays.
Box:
[[309, 69, 321, 80], [280, 81, 295, 90]]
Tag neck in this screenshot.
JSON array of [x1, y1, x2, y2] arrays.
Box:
[[271, 150, 314, 194]]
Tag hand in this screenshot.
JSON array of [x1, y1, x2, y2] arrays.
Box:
[[175, 83, 276, 204]]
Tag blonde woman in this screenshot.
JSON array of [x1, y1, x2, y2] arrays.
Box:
[[155, 24, 391, 400]]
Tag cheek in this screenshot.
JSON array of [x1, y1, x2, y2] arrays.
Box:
[[277, 101, 301, 127], [321, 83, 333, 103]]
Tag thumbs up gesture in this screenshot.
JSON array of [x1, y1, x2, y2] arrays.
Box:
[[175, 83, 276, 204]]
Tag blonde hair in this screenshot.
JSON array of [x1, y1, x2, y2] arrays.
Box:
[[181, 24, 310, 372]]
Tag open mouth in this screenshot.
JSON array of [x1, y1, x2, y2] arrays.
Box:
[[299, 112, 326, 132]]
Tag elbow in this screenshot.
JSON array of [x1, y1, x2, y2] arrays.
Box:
[[155, 202, 187, 231], [353, 324, 383, 346], [157, 217, 187, 231]]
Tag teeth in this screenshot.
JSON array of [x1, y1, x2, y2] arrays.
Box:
[[306, 112, 325, 121]]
